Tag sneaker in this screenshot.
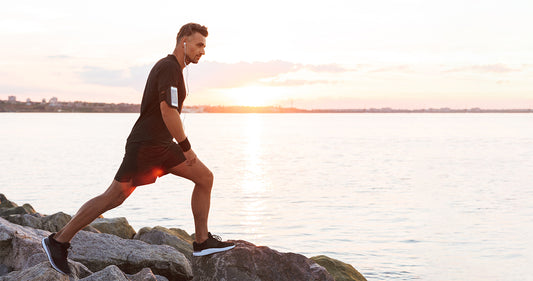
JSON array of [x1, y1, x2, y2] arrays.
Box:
[[42, 233, 71, 274], [193, 232, 235, 257]]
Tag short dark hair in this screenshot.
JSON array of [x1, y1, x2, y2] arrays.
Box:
[[177, 23, 208, 43]]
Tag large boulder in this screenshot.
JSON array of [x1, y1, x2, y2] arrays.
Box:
[[0, 262, 69, 281], [70, 231, 192, 281], [5, 212, 100, 234], [90, 217, 136, 239], [80, 265, 129, 281], [4, 214, 43, 229], [134, 226, 193, 260], [40, 212, 72, 232], [126, 267, 167, 281], [0, 204, 36, 218], [79, 266, 166, 281], [0, 217, 49, 270], [311, 255, 367, 281], [0, 194, 17, 209], [192, 240, 334, 281], [0, 217, 92, 277]]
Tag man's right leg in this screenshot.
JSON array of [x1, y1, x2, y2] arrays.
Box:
[[42, 179, 135, 274], [54, 179, 136, 243]]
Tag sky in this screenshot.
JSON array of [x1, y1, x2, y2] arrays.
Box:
[[1, 0, 532, 109]]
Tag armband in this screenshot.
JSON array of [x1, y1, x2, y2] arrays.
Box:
[[179, 137, 191, 152]]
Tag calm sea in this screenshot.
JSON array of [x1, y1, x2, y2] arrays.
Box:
[[1, 113, 532, 280]]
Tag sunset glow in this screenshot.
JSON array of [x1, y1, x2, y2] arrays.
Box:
[[222, 86, 287, 107], [1, 0, 532, 109]]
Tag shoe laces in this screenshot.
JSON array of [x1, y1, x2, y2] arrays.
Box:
[[209, 233, 222, 241]]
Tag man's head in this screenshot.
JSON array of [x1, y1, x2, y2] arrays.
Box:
[[176, 23, 208, 65]]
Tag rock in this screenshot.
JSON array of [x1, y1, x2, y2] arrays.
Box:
[[126, 267, 160, 281], [311, 255, 367, 281], [5, 211, 99, 234], [4, 214, 43, 229], [82, 224, 102, 233], [0, 197, 364, 281], [0, 264, 12, 276], [192, 240, 334, 281], [0, 204, 36, 218], [80, 265, 129, 281], [23, 252, 93, 279], [41, 212, 72, 232], [90, 217, 136, 239], [70, 231, 192, 281], [0, 217, 93, 279], [0, 194, 17, 209], [0, 262, 69, 281], [134, 226, 193, 260], [0, 217, 50, 271], [155, 275, 170, 281]]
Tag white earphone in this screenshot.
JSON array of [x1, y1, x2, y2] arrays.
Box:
[[183, 41, 189, 96]]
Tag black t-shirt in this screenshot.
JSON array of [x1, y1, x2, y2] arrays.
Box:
[[126, 55, 186, 145]]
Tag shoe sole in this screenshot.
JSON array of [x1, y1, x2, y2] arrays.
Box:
[[41, 237, 69, 275], [193, 245, 236, 257]]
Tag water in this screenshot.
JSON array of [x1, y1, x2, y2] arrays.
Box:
[[1, 113, 532, 280]]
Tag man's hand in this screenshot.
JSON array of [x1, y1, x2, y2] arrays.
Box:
[[184, 149, 197, 166]]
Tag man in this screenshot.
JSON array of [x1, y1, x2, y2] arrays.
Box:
[[42, 23, 235, 275]]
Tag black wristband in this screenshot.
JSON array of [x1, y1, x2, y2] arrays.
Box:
[[179, 137, 191, 152]]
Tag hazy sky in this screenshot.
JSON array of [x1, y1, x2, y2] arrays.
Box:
[[1, 0, 532, 109]]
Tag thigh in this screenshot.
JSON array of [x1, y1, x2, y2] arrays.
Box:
[[103, 179, 136, 200], [167, 158, 211, 183]]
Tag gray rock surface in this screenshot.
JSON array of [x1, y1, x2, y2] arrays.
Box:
[[126, 267, 161, 281], [0, 217, 93, 278], [5, 212, 100, 234], [0, 204, 36, 217], [4, 214, 42, 229], [24, 252, 93, 279], [0, 195, 366, 281], [0, 262, 69, 281], [134, 226, 193, 260], [0, 264, 12, 276], [90, 217, 136, 239], [70, 231, 192, 281], [0, 217, 49, 270], [41, 212, 72, 232], [79, 265, 129, 281], [192, 240, 334, 281]]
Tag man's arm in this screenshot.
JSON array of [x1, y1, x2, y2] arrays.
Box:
[[160, 100, 186, 142], [160, 100, 197, 165]]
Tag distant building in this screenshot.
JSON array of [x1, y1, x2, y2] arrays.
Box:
[[26, 98, 31, 105], [49, 97, 58, 106], [8, 96, 16, 104]]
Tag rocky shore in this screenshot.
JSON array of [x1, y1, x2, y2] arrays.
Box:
[[0, 194, 366, 281]]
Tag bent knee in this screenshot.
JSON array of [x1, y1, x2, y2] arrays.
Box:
[[196, 170, 214, 188]]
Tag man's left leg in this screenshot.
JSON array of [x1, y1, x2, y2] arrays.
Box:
[[168, 158, 234, 256]]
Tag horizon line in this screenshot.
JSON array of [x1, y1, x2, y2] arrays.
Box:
[[2, 97, 533, 111]]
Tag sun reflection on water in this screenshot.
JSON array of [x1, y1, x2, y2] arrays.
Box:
[[239, 114, 269, 238], [241, 114, 266, 194]]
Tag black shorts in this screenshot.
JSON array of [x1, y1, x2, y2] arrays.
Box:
[[114, 142, 186, 187]]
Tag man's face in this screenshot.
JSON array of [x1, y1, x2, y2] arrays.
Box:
[[184, 32, 206, 64]]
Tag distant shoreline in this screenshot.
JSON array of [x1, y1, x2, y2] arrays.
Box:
[[1, 99, 532, 113]]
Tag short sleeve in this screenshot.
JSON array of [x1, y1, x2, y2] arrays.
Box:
[[157, 62, 180, 109]]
